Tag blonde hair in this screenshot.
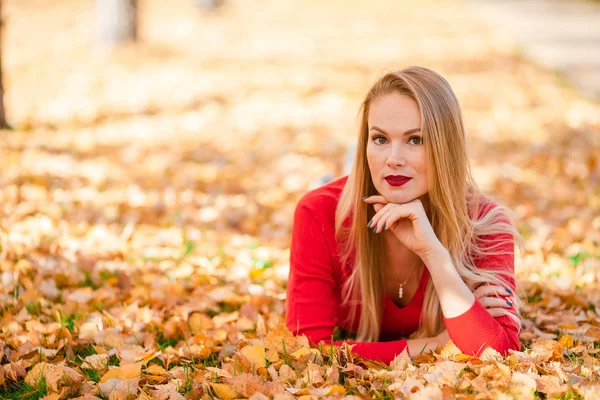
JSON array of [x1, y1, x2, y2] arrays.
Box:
[[335, 66, 522, 342]]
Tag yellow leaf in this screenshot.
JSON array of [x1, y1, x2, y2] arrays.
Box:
[[188, 313, 215, 334], [240, 344, 266, 368], [290, 347, 320, 359], [144, 364, 169, 377], [559, 335, 574, 348], [327, 385, 346, 395], [439, 342, 465, 360], [99, 368, 126, 383], [558, 324, 578, 330], [99, 363, 142, 383], [211, 383, 236, 399]]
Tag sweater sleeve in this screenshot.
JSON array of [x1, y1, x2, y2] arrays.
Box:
[[443, 213, 521, 356], [285, 199, 408, 365]]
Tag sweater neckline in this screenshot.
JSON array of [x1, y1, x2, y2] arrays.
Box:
[[384, 265, 430, 310]]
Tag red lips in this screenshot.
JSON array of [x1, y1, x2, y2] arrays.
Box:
[[384, 175, 411, 187], [385, 175, 410, 180]]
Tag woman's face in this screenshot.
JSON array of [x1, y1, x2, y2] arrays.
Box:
[[366, 93, 429, 205]]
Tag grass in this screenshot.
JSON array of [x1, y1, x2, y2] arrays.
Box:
[[178, 363, 195, 394], [82, 368, 102, 383], [206, 302, 240, 318], [25, 302, 42, 316], [0, 377, 48, 400], [107, 354, 120, 367], [73, 344, 98, 363], [201, 353, 221, 368], [565, 351, 583, 365], [559, 390, 584, 400], [182, 241, 195, 259], [60, 312, 82, 333], [156, 332, 181, 350], [80, 269, 99, 290], [526, 292, 543, 304]]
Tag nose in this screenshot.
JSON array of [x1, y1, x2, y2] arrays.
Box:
[[385, 144, 407, 167]]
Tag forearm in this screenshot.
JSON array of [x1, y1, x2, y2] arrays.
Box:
[[421, 248, 520, 356], [406, 336, 442, 358], [423, 248, 475, 318]]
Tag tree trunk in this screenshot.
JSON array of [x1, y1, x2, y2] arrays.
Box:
[[193, 0, 224, 10], [96, 0, 138, 46], [0, 0, 9, 130]]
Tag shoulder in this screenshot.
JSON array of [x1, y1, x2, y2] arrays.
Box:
[[469, 194, 517, 264], [470, 194, 513, 226], [295, 175, 348, 219]]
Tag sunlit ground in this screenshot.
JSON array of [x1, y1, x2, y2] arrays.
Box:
[[1, 0, 599, 398]]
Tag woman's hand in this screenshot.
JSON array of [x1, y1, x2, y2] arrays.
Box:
[[467, 281, 514, 318], [435, 329, 451, 348], [363, 196, 444, 260]]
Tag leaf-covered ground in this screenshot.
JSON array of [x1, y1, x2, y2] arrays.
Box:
[[1, 0, 600, 399]]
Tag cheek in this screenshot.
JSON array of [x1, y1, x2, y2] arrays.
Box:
[[413, 150, 427, 173], [416, 153, 429, 185], [366, 151, 385, 175], [365, 146, 376, 167]]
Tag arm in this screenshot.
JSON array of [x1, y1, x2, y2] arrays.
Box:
[[424, 235, 520, 356], [286, 201, 443, 364]]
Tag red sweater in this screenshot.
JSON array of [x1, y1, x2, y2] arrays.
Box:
[[286, 176, 520, 364]]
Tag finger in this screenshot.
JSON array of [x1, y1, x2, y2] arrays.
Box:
[[363, 195, 389, 205], [465, 279, 485, 291], [487, 308, 510, 318], [380, 209, 405, 232], [369, 203, 395, 232], [479, 296, 513, 309], [373, 203, 385, 213], [474, 285, 513, 299], [374, 203, 418, 233], [374, 203, 407, 233]]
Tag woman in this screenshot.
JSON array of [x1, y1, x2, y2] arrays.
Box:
[[285, 66, 522, 364]]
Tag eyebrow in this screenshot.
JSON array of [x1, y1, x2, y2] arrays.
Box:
[[369, 126, 421, 136]]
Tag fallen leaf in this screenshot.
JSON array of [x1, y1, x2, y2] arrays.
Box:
[[240, 344, 266, 368]]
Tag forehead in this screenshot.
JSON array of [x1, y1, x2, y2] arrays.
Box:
[[368, 93, 421, 131]]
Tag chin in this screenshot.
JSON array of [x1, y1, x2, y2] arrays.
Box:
[[380, 190, 415, 204]]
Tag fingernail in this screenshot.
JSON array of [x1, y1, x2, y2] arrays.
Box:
[[506, 301, 513, 306], [373, 226, 377, 233], [505, 288, 512, 294], [362, 196, 370, 200], [367, 220, 373, 228], [382, 223, 386, 230]]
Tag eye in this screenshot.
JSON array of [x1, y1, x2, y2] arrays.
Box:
[[408, 136, 423, 145], [373, 135, 387, 145]]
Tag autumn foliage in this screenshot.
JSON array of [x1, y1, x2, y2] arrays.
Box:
[[0, 0, 599, 399]]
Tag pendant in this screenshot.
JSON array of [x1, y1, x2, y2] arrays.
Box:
[[398, 284, 404, 299]]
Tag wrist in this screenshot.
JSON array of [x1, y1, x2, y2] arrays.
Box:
[[433, 332, 446, 348], [420, 244, 450, 266]]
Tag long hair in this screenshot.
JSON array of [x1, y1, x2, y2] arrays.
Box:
[[334, 66, 522, 342]]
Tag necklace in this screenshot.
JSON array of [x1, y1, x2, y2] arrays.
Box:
[[398, 261, 421, 299]]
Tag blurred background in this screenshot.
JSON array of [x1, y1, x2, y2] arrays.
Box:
[[0, 0, 599, 349]]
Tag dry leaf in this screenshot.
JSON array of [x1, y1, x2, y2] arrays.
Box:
[[99, 363, 142, 383], [240, 344, 267, 368], [97, 377, 140, 397], [210, 383, 236, 399]]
